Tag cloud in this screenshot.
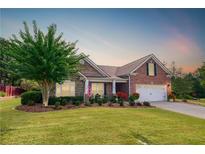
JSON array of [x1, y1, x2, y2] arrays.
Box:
[[165, 26, 200, 54]]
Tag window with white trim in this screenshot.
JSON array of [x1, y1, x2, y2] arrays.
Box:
[[148, 63, 155, 76], [91, 83, 104, 96], [56, 80, 75, 97]]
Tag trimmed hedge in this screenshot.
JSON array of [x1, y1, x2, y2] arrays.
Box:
[[21, 90, 84, 106], [49, 96, 84, 105], [21, 91, 42, 105]]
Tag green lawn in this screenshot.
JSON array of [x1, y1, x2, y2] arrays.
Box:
[[0, 98, 205, 144]]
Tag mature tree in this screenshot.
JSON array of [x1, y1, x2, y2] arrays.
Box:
[[0, 37, 20, 85], [4, 21, 85, 106], [20, 79, 40, 91], [172, 74, 194, 98], [0, 37, 8, 84], [196, 62, 205, 87]]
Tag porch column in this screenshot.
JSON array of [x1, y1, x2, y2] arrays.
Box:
[[84, 79, 89, 95], [112, 80, 116, 95]]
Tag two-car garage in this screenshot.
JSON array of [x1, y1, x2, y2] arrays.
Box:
[[136, 84, 167, 102]]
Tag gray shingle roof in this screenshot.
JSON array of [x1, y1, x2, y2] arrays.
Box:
[[98, 54, 152, 77], [116, 54, 152, 76], [98, 65, 118, 77], [97, 54, 171, 77]]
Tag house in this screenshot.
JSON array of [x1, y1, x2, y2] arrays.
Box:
[[55, 53, 172, 102]]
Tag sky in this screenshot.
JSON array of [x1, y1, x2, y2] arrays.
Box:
[[1, 9, 205, 73]]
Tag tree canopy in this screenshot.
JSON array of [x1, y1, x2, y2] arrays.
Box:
[[197, 62, 205, 87], [4, 21, 85, 106]]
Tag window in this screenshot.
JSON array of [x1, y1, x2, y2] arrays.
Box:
[[147, 63, 155, 76], [91, 83, 104, 96], [56, 80, 75, 97]]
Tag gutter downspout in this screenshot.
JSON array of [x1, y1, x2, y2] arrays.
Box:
[[128, 74, 131, 96]]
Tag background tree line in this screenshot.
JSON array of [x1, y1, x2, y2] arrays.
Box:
[[169, 61, 205, 99]]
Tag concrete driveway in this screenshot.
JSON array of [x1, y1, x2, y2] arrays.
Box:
[[151, 102, 205, 119]]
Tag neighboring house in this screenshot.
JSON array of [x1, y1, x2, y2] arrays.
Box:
[[55, 53, 172, 102]]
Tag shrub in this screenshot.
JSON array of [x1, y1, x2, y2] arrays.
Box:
[[143, 101, 151, 106], [184, 95, 193, 99], [49, 96, 83, 105], [21, 91, 42, 105], [89, 96, 95, 104], [116, 92, 128, 101], [97, 99, 103, 106], [102, 96, 108, 104], [72, 96, 84, 103], [60, 98, 67, 106], [110, 95, 117, 103], [168, 94, 172, 101], [20, 79, 40, 91], [168, 92, 176, 102], [132, 92, 140, 100], [54, 101, 61, 110], [128, 95, 135, 106], [28, 100, 35, 106], [48, 96, 58, 105], [94, 94, 101, 103], [0, 91, 6, 97], [74, 101, 80, 106], [118, 97, 124, 106]]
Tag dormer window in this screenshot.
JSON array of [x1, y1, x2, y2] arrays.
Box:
[[147, 62, 157, 76]]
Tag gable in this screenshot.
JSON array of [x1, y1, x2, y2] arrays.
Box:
[[80, 61, 106, 77], [130, 54, 171, 75], [133, 58, 168, 76]]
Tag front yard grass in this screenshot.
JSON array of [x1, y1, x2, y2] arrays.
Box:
[[0, 98, 205, 144]]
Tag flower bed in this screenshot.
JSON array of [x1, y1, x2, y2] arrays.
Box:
[[16, 101, 154, 112]]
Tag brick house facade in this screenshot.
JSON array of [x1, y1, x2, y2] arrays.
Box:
[[130, 58, 171, 95], [56, 54, 172, 102]]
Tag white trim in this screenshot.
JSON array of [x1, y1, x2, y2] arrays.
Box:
[[130, 54, 172, 75], [87, 77, 127, 83], [151, 55, 172, 75], [112, 80, 116, 94], [84, 79, 89, 94], [78, 72, 87, 80], [128, 75, 131, 96]]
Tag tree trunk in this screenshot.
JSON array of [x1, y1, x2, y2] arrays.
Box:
[[41, 81, 52, 107]]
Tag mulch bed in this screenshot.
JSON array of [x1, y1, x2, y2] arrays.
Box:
[[16, 103, 154, 112], [16, 104, 78, 112]]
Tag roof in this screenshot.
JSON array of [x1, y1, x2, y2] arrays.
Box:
[[98, 65, 118, 77], [116, 54, 152, 76], [82, 53, 171, 78]]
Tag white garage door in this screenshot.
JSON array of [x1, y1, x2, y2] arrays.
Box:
[[136, 84, 167, 102]]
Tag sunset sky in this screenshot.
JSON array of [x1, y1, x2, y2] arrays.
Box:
[[1, 9, 205, 73]]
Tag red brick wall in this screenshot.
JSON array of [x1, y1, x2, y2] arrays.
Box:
[[130, 59, 171, 94]]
